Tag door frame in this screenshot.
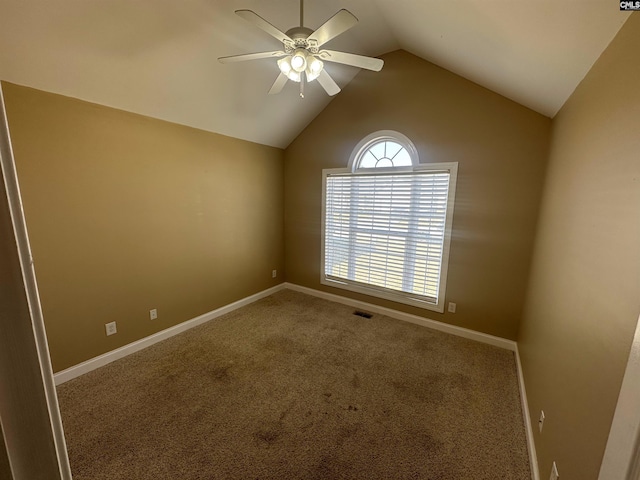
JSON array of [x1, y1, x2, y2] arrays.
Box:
[[0, 83, 72, 479], [598, 312, 640, 480]]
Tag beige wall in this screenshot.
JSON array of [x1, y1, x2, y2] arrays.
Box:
[[518, 14, 640, 480], [3, 82, 285, 372], [284, 50, 551, 340]]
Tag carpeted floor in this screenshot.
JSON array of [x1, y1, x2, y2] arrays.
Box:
[[56, 290, 531, 479]]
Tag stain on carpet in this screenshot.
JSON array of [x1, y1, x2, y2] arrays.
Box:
[[254, 423, 283, 446], [414, 335, 437, 352], [208, 363, 234, 382], [263, 334, 306, 355], [351, 372, 361, 389]]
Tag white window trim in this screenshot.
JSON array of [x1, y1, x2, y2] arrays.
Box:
[[321, 161, 458, 313]]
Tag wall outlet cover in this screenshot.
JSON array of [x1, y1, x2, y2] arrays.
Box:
[[447, 302, 456, 313], [105, 321, 117, 336], [539, 410, 545, 432], [150, 309, 158, 320]]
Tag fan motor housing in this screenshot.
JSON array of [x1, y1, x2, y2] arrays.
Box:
[[285, 27, 317, 52]]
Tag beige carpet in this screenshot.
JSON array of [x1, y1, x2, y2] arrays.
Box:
[[57, 290, 531, 479]]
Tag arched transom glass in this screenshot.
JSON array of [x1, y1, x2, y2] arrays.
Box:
[[358, 140, 412, 169], [350, 131, 418, 172]]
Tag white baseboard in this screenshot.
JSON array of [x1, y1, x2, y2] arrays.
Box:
[[53, 283, 286, 385], [283, 282, 517, 351], [515, 345, 540, 480]]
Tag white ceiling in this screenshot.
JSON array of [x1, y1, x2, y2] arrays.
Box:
[[0, 0, 630, 148]]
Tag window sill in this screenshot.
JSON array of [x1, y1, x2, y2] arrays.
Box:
[[321, 276, 445, 313]]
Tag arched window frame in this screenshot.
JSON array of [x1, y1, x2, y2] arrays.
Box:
[[321, 131, 458, 313]]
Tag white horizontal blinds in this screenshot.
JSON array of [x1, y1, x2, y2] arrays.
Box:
[[325, 170, 450, 304]]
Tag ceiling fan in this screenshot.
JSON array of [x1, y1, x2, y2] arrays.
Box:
[[218, 0, 384, 98]]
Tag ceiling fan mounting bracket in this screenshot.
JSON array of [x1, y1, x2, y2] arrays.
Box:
[[286, 27, 313, 39]]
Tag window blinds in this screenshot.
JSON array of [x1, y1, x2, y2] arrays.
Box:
[[324, 170, 451, 304]]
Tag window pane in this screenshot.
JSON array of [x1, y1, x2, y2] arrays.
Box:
[[324, 171, 451, 304], [392, 148, 412, 167], [356, 140, 413, 170], [369, 141, 386, 161], [359, 151, 378, 168], [385, 141, 403, 160]]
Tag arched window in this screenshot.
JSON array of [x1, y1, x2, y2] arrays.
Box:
[[349, 131, 418, 171], [322, 131, 458, 312]]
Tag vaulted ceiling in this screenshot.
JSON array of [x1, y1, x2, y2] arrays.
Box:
[[0, 0, 630, 148]]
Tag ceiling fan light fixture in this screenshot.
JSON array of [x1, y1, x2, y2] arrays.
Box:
[[278, 57, 302, 82], [288, 71, 302, 83], [278, 56, 293, 74], [306, 57, 324, 82], [291, 48, 308, 72]]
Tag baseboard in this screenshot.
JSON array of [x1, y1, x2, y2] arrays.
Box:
[[515, 345, 540, 480], [283, 282, 517, 351], [53, 283, 287, 385]]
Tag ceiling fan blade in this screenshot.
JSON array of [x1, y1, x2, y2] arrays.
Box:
[[218, 51, 286, 64], [308, 9, 358, 48], [318, 50, 384, 72], [235, 10, 294, 45], [317, 70, 341, 96], [269, 73, 289, 95]]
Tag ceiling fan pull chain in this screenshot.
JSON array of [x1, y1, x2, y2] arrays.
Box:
[[300, 75, 305, 98]]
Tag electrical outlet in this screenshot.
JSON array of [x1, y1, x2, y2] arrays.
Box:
[[272, 269, 277, 278], [448, 302, 456, 313], [549, 461, 559, 480], [149, 308, 158, 320], [105, 321, 117, 336], [539, 410, 545, 432]]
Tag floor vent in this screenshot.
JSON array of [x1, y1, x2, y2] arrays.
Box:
[[353, 310, 373, 319]]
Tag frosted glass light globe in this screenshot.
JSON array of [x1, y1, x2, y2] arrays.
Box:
[[291, 49, 308, 73], [278, 57, 292, 74]]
